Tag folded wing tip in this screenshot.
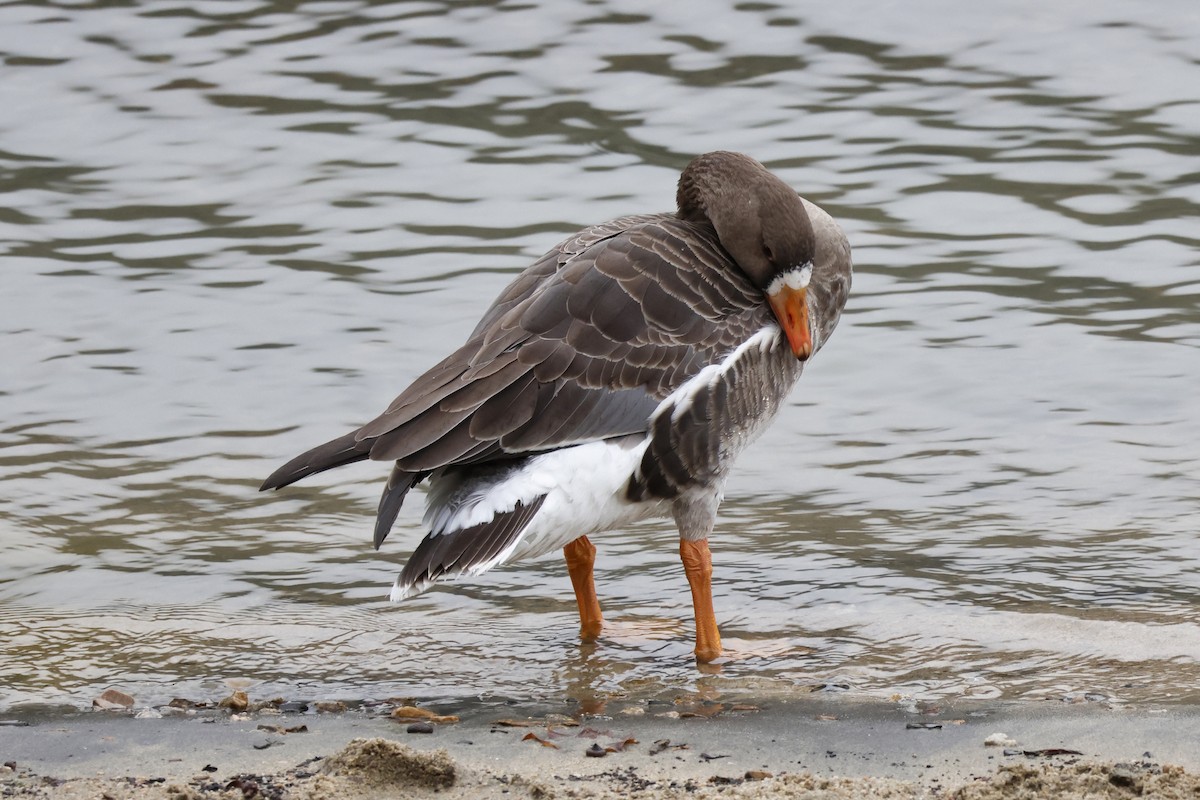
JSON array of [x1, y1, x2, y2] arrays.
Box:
[[259, 472, 286, 492]]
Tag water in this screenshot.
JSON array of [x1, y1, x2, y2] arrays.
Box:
[[2, 0, 1199, 712]]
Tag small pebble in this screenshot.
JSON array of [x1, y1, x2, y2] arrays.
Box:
[[280, 701, 308, 714], [407, 721, 434, 734], [585, 743, 607, 758], [135, 707, 163, 719], [984, 733, 1017, 748], [1062, 691, 1109, 704], [1109, 766, 1138, 789]]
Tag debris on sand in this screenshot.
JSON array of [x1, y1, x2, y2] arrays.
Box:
[[218, 690, 249, 712], [390, 705, 460, 724], [984, 733, 1017, 748], [3, 741, 1200, 800], [950, 761, 1200, 799], [92, 688, 135, 710], [256, 723, 309, 735], [321, 737, 456, 790], [315, 701, 347, 713], [522, 731, 558, 749]]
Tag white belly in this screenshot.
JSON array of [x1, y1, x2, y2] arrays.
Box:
[[422, 434, 669, 566]]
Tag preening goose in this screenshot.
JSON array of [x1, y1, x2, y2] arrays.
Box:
[[262, 151, 852, 662]]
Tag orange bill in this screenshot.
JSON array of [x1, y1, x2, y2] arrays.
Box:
[[767, 284, 812, 360]]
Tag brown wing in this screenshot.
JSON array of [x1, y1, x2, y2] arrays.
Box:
[[355, 214, 772, 472]]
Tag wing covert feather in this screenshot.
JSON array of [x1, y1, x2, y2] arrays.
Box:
[[355, 215, 771, 472]]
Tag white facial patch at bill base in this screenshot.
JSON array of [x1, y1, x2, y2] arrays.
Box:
[[766, 262, 813, 296]]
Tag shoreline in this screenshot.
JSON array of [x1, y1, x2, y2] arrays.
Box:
[[3, 697, 1199, 798]]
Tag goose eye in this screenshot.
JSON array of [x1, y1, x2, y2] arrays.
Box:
[[762, 243, 775, 263]]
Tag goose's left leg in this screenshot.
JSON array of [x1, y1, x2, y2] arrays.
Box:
[[680, 538, 721, 662], [564, 536, 602, 641]]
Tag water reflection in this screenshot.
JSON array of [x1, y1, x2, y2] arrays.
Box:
[[2, 0, 1199, 711]]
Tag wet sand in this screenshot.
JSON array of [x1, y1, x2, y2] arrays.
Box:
[[2, 698, 1198, 798]]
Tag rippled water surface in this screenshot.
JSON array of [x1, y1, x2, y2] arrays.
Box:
[[3, 0, 1199, 712]]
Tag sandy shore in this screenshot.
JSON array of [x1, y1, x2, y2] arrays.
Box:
[[2, 697, 1198, 798]]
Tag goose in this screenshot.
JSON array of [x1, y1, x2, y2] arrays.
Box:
[[261, 151, 852, 662]]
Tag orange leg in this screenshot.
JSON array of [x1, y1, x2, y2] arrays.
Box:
[[564, 536, 603, 641], [680, 538, 721, 662]]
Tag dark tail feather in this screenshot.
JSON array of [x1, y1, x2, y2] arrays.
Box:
[[260, 430, 371, 491], [374, 466, 422, 550], [392, 494, 547, 599]]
